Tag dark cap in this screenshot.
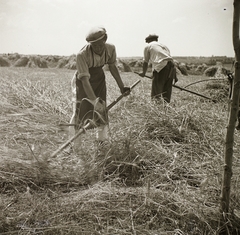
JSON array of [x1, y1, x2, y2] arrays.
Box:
[[145, 34, 159, 42], [86, 26, 107, 43]]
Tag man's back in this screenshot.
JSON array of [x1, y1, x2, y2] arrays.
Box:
[[144, 41, 172, 72]]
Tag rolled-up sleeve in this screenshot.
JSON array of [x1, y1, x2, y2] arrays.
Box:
[[76, 52, 90, 79]]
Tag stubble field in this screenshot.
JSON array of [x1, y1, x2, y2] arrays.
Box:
[[0, 66, 240, 234]]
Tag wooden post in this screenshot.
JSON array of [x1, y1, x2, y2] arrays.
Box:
[[219, 0, 240, 232]]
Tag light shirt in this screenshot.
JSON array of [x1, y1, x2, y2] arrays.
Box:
[[76, 43, 116, 79], [143, 41, 173, 72]]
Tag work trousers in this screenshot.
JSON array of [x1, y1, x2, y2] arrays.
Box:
[[152, 61, 176, 103]]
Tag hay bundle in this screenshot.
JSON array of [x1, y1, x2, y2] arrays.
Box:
[[8, 53, 20, 62], [56, 58, 68, 68], [195, 64, 208, 73], [117, 59, 132, 72], [44, 55, 60, 68], [204, 66, 218, 77], [27, 60, 37, 68], [128, 60, 138, 67], [14, 56, 29, 67], [31, 56, 48, 68], [134, 60, 144, 68], [65, 62, 76, 70], [0, 56, 11, 67], [45, 55, 58, 62], [65, 55, 76, 70], [178, 63, 188, 76]]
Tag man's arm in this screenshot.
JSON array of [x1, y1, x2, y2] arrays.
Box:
[[80, 76, 97, 101], [139, 61, 148, 77]]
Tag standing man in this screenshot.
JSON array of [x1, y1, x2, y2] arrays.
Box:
[[70, 26, 130, 142], [138, 34, 177, 103]]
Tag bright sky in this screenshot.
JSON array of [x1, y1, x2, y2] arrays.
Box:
[[0, 0, 234, 57]]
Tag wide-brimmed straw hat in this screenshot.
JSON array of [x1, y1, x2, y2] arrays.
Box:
[[86, 27, 107, 43]]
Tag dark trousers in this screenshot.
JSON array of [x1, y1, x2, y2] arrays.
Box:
[[151, 61, 176, 103]]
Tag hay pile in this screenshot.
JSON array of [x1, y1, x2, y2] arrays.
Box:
[[0, 68, 240, 234], [56, 57, 69, 68], [14, 56, 29, 67], [117, 59, 132, 72], [64, 54, 76, 70], [0, 56, 11, 67], [27, 56, 48, 68]]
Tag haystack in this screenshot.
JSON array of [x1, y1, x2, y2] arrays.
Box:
[[45, 55, 60, 68], [196, 64, 208, 73], [178, 63, 188, 76], [0, 56, 11, 67], [56, 58, 68, 68], [117, 59, 132, 72], [8, 53, 21, 62], [65, 55, 76, 70], [204, 66, 218, 77], [27, 60, 37, 68], [32, 56, 48, 68], [14, 56, 29, 67]]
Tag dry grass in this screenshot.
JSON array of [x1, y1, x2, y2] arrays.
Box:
[[0, 67, 240, 234]]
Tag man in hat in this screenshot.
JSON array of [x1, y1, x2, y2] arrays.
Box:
[[69, 26, 130, 143], [138, 34, 177, 103]]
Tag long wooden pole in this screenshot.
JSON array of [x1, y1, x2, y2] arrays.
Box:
[[134, 72, 215, 101], [219, 0, 240, 232]]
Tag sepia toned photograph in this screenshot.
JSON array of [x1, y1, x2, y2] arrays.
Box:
[[0, 0, 239, 234]]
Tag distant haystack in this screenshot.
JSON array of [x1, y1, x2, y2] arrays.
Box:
[[117, 59, 132, 72], [196, 64, 208, 73], [56, 58, 68, 68], [204, 66, 218, 77], [104, 59, 132, 72], [8, 53, 21, 62], [65, 55, 76, 70], [178, 63, 188, 76], [0, 56, 11, 67], [31, 56, 48, 68], [128, 59, 143, 68], [44, 55, 61, 68], [14, 56, 29, 67]]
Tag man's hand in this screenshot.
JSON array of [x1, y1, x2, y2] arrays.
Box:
[[95, 101, 106, 113], [121, 86, 131, 96], [90, 98, 106, 113]]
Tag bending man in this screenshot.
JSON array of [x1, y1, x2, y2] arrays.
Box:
[[70, 26, 130, 142], [139, 34, 177, 103]]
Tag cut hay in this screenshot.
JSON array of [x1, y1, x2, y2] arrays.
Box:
[[30, 56, 48, 68], [56, 57, 68, 68], [14, 56, 29, 67], [204, 66, 218, 77], [0, 68, 240, 234], [7, 53, 21, 62], [0, 56, 11, 67], [178, 63, 188, 76], [64, 55, 76, 70], [116, 59, 132, 72]]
